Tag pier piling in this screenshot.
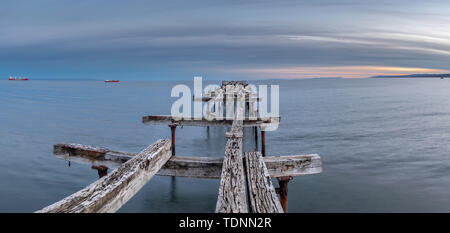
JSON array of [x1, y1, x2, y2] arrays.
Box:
[[261, 129, 266, 157], [254, 127, 258, 151], [91, 165, 108, 178], [169, 124, 177, 156], [276, 176, 293, 213]]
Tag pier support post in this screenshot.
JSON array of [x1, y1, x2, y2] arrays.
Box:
[[246, 102, 249, 117], [276, 176, 292, 213], [223, 98, 227, 119], [91, 165, 108, 178], [169, 124, 177, 156], [254, 127, 258, 151], [261, 128, 266, 157]]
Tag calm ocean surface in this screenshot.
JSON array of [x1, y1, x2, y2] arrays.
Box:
[[2, 78, 450, 212]]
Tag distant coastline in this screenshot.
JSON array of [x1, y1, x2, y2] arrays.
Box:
[[371, 73, 450, 78], [311, 77, 343, 79]]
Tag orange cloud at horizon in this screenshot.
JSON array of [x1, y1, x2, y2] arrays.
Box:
[[225, 66, 450, 79]]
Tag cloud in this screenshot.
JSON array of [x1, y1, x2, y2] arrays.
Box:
[[1, 0, 450, 79], [226, 66, 450, 79]]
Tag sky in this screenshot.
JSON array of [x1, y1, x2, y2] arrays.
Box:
[[1, 0, 450, 80]]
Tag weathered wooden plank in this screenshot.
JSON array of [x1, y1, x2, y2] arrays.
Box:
[[37, 139, 171, 213], [53, 143, 321, 178], [142, 115, 279, 127], [193, 96, 261, 102], [158, 156, 223, 179], [245, 151, 284, 213], [53, 143, 135, 169], [53, 143, 223, 178], [215, 110, 248, 213], [264, 154, 322, 178], [222, 80, 248, 87]]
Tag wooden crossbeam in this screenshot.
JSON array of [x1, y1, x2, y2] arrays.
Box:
[[53, 143, 321, 178], [245, 151, 284, 213], [193, 96, 261, 102], [53, 143, 135, 169], [158, 156, 223, 178], [264, 154, 322, 177], [142, 115, 279, 127], [37, 140, 171, 213], [222, 80, 247, 87]]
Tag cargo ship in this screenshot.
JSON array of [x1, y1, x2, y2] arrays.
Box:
[[9, 76, 29, 81], [104, 80, 120, 83]]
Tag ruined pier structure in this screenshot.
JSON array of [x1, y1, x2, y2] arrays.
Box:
[[37, 81, 322, 213]]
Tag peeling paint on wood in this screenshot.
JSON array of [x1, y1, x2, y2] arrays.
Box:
[[264, 154, 322, 178], [215, 109, 248, 213], [245, 151, 284, 213], [53, 143, 135, 169], [37, 139, 171, 213]]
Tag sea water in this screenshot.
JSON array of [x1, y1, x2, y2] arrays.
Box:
[[1, 78, 450, 212]]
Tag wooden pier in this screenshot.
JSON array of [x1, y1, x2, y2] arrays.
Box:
[[37, 81, 322, 213]]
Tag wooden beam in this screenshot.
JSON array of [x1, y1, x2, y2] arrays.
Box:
[[222, 80, 248, 87], [215, 112, 248, 213], [53, 143, 135, 169], [158, 156, 223, 179], [264, 154, 322, 178], [37, 139, 171, 213], [53, 143, 321, 178], [53, 143, 223, 178], [193, 96, 261, 102], [245, 151, 284, 213], [142, 115, 279, 127]]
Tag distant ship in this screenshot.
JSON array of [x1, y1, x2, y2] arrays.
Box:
[[9, 76, 28, 81], [104, 80, 120, 83]]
